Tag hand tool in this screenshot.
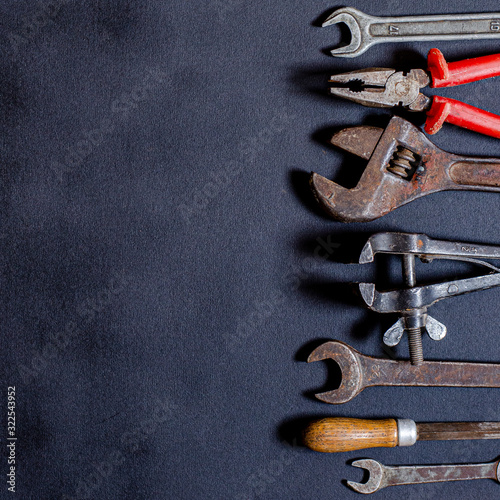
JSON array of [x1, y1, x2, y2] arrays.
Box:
[[303, 417, 500, 453], [307, 340, 500, 404], [355, 232, 500, 364], [328, 48, 500, 137], [323, 7, 500, 58], [347, 457, 500, 494], [310, 116, 500, 222]]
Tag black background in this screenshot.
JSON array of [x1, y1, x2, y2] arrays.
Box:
[[2, 1, 500, 499]]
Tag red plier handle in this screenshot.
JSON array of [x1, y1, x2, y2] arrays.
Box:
[[425, 49, 500, 137]]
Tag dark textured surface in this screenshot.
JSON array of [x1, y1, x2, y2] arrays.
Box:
[[1, 1, 500, 499]]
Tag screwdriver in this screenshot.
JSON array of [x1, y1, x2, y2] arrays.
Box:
[[303, 418, 500, 453]]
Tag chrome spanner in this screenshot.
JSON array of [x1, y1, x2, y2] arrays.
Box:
[[348, 458, 500, 494], [323, 8, 500, 57]]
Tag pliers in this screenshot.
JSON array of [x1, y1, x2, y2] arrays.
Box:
[[329, 49, 500, 138]]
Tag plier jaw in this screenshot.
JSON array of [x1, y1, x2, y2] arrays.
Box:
[[329, 68, 431, 111], [328, 48, 500, 138]]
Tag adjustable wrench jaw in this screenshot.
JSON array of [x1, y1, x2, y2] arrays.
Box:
[[310, 117, 457, 223]]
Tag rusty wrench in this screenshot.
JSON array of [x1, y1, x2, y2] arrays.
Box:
[[323, 8, 500, 57], [311, 116, 500, 222], [348, 458, 500, 494], [308, 340, 500, 404]]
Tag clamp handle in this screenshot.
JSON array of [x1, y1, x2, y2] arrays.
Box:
[[428, 48, 500, 88], [425, 96, 500, 138]]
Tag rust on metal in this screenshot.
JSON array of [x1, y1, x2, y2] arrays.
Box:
[[348, 458, 500, 494], [308, 340, 500, 404], [450, 162, 500, 187], [310, 116, 500, 222]]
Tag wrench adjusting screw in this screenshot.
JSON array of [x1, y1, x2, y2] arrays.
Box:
[[387, 147, 421, 179]]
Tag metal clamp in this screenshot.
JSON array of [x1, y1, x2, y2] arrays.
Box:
[[358, 232, 500, 364]]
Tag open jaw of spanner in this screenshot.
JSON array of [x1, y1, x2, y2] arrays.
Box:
[[307, 340, 500, 404], [323, 7, 500, 57], [348, 458, 500, 494], [310, 116, 500, 223]]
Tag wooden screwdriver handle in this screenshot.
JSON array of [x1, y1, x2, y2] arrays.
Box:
[[303, 418, 399, 453]]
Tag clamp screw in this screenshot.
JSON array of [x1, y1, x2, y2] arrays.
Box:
[[403, 254, 425, 365], [407, 327, 424, 365]]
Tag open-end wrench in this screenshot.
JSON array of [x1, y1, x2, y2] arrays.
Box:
[[308, 340, 500, 404], [348, 458, 500, 494], [323, 7, 500, 57]]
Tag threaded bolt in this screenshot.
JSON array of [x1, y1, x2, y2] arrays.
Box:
[[407, 327, 424, 365]]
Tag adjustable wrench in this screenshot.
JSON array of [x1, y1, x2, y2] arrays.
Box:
[[311, 117, 500, 222], [348, 458, 500, 494], [308, 340, 500, 404], [323, 8, 500, 57]]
